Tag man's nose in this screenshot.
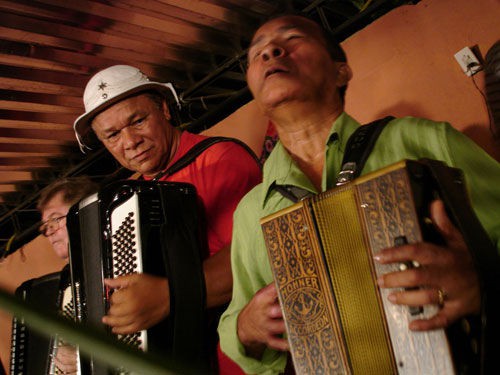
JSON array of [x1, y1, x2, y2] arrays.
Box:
[[45, 224, 58, 237], [261, 43, 285, 62], [122, 126, 142, 149]]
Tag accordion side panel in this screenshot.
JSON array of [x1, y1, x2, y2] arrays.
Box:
[[357, 166, 454, 375], [311, 187, 396, 374], [110, 192, 148, 352], [262, 204, 351, 374]]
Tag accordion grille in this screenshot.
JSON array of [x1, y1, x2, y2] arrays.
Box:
[[49, 286, 81, 375], [61, 286, 75, 320], [110, 197, 146, 352], [10, 316, 27, 375], [112, 212, 140, 276], [312, 187, 394, 374]]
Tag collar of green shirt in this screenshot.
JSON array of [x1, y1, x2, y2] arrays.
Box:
[[260, 112, 362, 207]]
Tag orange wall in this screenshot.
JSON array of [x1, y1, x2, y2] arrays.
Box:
[[203, 100, 269, 156], [344, 0, 500, 161]]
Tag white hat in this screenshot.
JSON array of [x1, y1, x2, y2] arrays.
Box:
[[73, 65, 180, 152]]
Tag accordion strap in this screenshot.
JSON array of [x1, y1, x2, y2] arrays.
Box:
[[152, 136, 260, 182], [336, 116, 394, 185]]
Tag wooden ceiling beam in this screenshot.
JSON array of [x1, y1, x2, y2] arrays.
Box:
[[0, 121, 76, 140], [0, 184, 17, 193], [0, 100, 81, 114], [35, 0, 227, 45], [0, 119, 72, 131], [0, 53, 86, 74], [0, 156, 68, 166], [0, 171, 32, 181], [0, 142, 75, 153], [0, 77, 82, 96], [0, 137, 76, 146]]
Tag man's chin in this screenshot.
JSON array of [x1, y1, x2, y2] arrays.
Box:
[[259, 89, 300, 110], [132, 161, 165, 177]]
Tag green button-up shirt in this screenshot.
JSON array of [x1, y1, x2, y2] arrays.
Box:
[[218, 112, 500, 374]]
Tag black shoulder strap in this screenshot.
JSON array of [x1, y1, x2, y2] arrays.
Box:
[[336, 116, 394, 185], [272, 183, 312, 203], [152, 136, 260, 182]]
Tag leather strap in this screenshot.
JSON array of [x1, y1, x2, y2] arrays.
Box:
[[272, 183, 312, 203], [336, 116, 394, 185], [152, 136, 260, 182]]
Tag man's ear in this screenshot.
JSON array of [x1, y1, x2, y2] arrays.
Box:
[[161, 100, 172, 121], [336, 63, 353, 87]]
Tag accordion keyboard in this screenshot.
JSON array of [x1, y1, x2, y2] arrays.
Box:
[[48, 285, 82, 375], [9, 313, 27, 374], [110, 193, 147, 351], [61, 286, 74, 319]]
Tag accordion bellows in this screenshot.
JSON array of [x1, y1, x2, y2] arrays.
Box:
[[261, 160, 455, 374]]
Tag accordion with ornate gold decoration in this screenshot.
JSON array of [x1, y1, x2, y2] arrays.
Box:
[[67, 180, 209, 374], [261, 159, 484, 374]]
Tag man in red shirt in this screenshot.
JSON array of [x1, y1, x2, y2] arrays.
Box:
[[73, 65, 261, 373]]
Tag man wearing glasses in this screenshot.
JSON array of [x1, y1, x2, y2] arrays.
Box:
[[12, 176, 97, 374], [37, 177, 98, 261]]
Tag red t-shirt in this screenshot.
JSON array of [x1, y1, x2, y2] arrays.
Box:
[[148, 131, 261, 257], [145, 131, 261, 373]]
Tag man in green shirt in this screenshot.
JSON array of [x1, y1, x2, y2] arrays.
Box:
[[218, 14, 500, 374]]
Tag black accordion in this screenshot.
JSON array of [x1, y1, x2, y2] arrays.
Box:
[[9, 267, 75, 375], [66, 180, 208, 374]]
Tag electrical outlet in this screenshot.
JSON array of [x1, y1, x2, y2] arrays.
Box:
[[454, 46, 482, 76]]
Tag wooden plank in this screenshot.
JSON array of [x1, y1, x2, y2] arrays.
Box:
[[0, 53, 85, 74], [0, 101, 81, 114], [0, 77, 82, 96]]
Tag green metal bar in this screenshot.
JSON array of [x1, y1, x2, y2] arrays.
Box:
[[0, 288, 195, 374]]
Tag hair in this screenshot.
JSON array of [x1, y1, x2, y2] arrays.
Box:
[[485, 40, 500, 138], [249, 12, 349, 102], [37, 176, 99, 212]]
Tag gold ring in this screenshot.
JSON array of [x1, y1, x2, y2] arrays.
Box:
[[437, 288, 446, 308]]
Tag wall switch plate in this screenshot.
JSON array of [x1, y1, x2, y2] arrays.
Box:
[[454, 46, 482, 76]]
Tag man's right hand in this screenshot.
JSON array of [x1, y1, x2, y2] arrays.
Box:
[[54, 343, 78, 374], [102, 273, 169, 334], [237, 283, 288, 359]]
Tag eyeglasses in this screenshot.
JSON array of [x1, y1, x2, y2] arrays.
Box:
[[39, 215, 67, 237]]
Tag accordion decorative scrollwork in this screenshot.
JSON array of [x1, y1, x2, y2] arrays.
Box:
[[261, 160, 482, 374]]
